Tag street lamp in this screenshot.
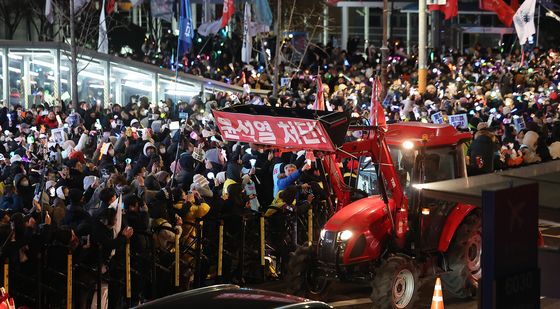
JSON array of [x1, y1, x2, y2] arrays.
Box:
[[380, 0, 389, 101], [418, 0, 428, 94]]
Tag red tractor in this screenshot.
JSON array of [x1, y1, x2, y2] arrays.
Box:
[[286, 122, 481, 309], [213, 105, 479, 309]]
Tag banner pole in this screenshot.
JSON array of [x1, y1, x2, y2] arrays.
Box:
[[218, 220, 224, 279], [67, 250, 72, 309]]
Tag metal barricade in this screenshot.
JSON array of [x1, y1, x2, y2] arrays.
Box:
[[67, 249, 72, 309]]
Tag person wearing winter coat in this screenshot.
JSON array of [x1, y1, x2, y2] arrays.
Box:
[[136, 142, 157, 170], [181, 189, 210, 270], [51, 186, 68, 226], [467, 123, 500, 175], [61, 188, 91, 230], [12, 173, 34, 213], [91, 206, 133, 309]]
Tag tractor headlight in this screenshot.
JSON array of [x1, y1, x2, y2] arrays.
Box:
[[338, 230, 353, 242], [402, 140, 414, 150]]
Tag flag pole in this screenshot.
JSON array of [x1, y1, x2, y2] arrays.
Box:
[[520, 44, 525, 67], [536, 0, 541, 46], [174, 0, 183, 113]]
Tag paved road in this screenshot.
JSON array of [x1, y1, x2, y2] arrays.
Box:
[[251, 279, 560, 308], [247, 212, 560, 308]]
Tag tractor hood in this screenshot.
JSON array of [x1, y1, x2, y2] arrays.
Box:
[[324, 195, 394, 232]]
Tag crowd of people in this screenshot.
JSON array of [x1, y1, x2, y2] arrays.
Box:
[[0, 35, 559, 308], [138, 32, 560, 174], [154, 33, 560, 173]]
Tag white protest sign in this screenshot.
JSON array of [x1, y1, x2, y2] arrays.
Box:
[[51, 128, 66, 145], [431, 112, 444, 124], [448, 113, 468, 129], [513, 116, 526, 132]]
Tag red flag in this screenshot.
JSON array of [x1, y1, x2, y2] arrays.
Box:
[[443, 0, 458, 20], [106, 0, 115, 15], [480, 0, 515, 26], [313, 75, 325, 110], [326, 0, 341, 6], [428, 0, 458, 20], [221, 0, 235, 28], [510, 0, 519, 11], [370, 78, 386, 131]]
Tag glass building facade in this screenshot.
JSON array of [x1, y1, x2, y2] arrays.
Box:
[[0, 41, 256, 108]]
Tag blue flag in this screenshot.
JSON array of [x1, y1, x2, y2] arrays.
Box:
[[254, 0, 273, 27], [178, 0, 193, 58]]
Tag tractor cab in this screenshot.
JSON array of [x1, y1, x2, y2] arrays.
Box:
[[384, 123, 471, 252], [349, 122, 470, 204], [319, 123, 472, 267]]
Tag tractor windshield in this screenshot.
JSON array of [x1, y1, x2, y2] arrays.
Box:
[[389, 147, 416, 198], [352, 147, 416, 198], [420, 147, 457, 183]]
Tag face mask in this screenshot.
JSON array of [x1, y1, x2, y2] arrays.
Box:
[[141, 110, 148, 116], [111, 122, 117, 129]]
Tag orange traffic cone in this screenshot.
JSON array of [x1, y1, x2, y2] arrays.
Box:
[[430, 277, 444, 309]]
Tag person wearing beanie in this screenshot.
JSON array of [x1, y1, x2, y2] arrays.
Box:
[[189, 180, 212, 198], [193, 174, 209, 188], [182, 189, 210, 265]]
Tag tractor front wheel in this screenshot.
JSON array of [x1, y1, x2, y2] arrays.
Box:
[[442, 210, 482, 299], [285, 244, 329, 298], [370, 256, 420, 309]]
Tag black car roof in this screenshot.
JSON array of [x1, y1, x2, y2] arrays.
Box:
[[134, 284, 332, 309]]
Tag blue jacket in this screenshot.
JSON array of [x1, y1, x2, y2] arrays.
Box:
[[276, 169, 301, 194]]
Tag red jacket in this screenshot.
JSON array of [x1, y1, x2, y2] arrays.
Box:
[[36, 116, 58, 129]]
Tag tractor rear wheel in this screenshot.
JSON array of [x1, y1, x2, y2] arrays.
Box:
[[285, 244, 329, 298], [442, 210, 482, 299], [370, 256, 419, 309]]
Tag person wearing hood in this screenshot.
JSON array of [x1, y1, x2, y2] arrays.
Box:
[[13, 173, 34, 213], [52, 186, 68, 226], [178, 144, 204, 190], [136, 142, 157, 170], [223, 162, 243, 200]]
